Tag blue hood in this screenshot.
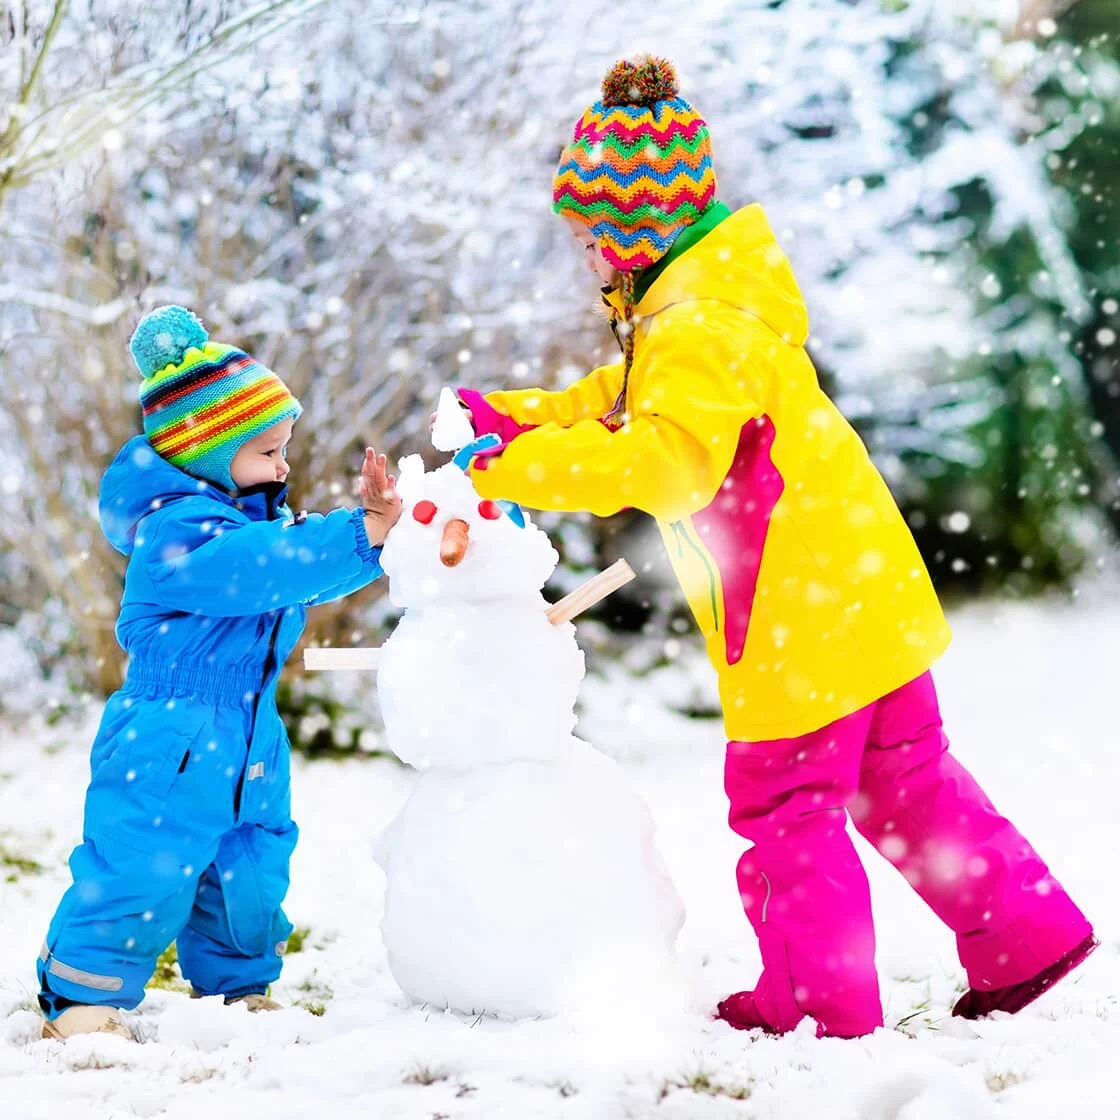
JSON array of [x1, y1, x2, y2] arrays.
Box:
[[100, 437, 234, 556], [92, 435, 382, 729]]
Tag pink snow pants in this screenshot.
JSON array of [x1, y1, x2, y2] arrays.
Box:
[[724, 671, 1091, 1038]]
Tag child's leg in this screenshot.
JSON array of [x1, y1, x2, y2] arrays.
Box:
[[851, 671, 1093, 993], [724, 706, 883, 1038], [38, 695, 239, 1019], [38, 833, 215, 1016], [177, 822, 297, 1001]]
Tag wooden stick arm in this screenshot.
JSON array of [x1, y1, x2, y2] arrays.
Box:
[[304, 558, 636, 671], [544, 558, 635, 625]]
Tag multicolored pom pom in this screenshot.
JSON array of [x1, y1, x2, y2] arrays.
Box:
[[600, 55, 680, 108]]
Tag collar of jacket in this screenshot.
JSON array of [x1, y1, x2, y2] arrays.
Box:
[[601, 200, 732, 317], [598, 203, 810, 347], [231, 480, 289, 521], [633, 200, 732, 303]]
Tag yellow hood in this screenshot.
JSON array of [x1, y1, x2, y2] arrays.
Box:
[[606, 204, 810, 347]]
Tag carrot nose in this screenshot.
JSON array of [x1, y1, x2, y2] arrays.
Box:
[[439, 518, 470, 567]]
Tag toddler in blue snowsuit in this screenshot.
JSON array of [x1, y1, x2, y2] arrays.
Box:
[[38, 306, 401, 1040]]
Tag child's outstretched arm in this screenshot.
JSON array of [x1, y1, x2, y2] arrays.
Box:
[[139, 449, 400, 618], [460, 360, 624, 434], [469, 305, 760, 522]]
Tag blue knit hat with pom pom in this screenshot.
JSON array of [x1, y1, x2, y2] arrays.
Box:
[[130, 305, 301, 489]]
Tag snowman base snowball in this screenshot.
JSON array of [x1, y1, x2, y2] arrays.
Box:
[[376, 739, 683, 1019]]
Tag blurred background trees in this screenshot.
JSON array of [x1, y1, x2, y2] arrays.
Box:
[[2, 0, 1118, 741], [1032, 0, 1120, 519]]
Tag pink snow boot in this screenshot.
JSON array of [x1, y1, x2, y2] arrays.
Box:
[[952, 932, 1099, 1019], [715, 990, 775, 1034]]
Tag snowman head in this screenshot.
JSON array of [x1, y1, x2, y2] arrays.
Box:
[[380, 456, 559, 608]]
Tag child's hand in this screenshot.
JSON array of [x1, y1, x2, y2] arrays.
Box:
[[359, 448, 402, 546], [455, 389, 535, 465]]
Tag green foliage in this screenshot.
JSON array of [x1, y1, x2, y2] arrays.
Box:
[[885, 342, 1100, 593], [842, 24, 1117, 593], [285, 926, 311, 954], [660, 1069, 752, 1101], [0, 839, 45, 881], [292, 968, 333, 1017], [1033, 7, 1120, 530], [146, 942, 190, 993]]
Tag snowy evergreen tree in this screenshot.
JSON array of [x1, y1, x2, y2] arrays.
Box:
[[1019, 1, 1120, 532]]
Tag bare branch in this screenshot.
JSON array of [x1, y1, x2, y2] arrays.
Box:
[[0, 285, 131, 325], [2, 0, 343, 205], [0, 0, 68, 201]]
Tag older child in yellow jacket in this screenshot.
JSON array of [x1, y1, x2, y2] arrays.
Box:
[[457, 56, 1095, 1038]]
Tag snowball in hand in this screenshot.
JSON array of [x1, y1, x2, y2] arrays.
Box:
[[430, 386, 476, 452], [374, 456, 684, 1019]]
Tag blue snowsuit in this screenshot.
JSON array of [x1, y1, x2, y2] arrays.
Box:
[[38, 437, 383, 1015]]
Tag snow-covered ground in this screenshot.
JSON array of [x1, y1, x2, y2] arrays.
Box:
[[1, 591, 1117, 1119]]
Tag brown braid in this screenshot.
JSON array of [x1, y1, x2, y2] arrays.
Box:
[[603, 270, 636, 430]]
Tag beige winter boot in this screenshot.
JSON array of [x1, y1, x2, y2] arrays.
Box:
[[190, 990, 283, 1012], [41, 1005, 136, 1041], [229, 993, 283, 1012]]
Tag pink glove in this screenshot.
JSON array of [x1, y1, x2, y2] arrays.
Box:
[[457, 388, 536, 466]]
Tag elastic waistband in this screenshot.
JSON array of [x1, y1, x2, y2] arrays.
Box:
[[123, 658, 264, 706]]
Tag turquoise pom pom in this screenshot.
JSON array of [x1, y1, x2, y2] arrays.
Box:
[[129, 305, 209, 377]]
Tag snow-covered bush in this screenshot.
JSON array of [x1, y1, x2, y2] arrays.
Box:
[[2, 0, 1116, 720]]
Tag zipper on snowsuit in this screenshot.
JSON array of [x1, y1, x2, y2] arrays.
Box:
[[234, 485, 287, 822]]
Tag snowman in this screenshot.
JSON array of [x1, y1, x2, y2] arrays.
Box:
[[373, 435, 684, 1019]]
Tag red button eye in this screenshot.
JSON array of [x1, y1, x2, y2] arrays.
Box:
[[478, 500, 503, 521], [412, 500, 437, 525]]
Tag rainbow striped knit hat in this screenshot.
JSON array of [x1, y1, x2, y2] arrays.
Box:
[[129, 305, 302, 490], [552, 55, 716, 273]]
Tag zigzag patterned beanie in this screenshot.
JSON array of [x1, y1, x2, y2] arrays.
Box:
[[129, 305, 302, 490], [552, 56, 716, 429], [552, 55, 717, 274]]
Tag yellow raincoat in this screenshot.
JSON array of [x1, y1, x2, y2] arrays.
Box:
[[470, 204, 951, 741]]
